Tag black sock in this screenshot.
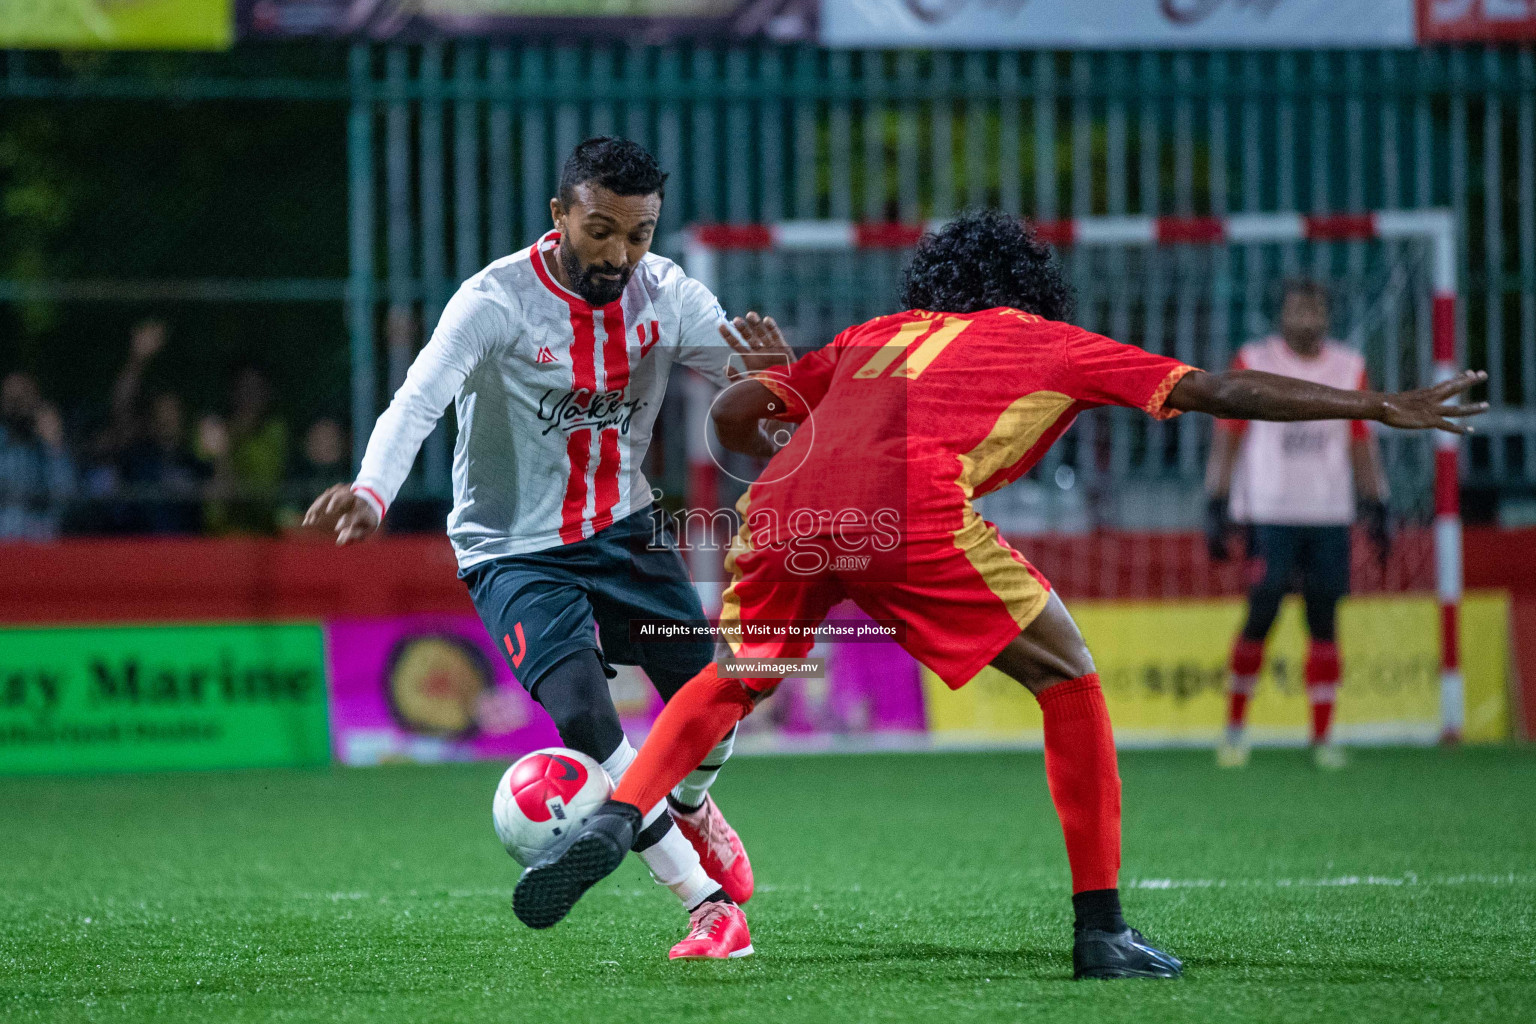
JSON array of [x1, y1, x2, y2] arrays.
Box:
[[1072, 888, 1127, 934], [630, 812, 674, 853], [667, 793, 703, 815], [689, 887, 733, 910]]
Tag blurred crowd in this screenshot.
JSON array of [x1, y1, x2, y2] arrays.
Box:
[[0, 320, 352, 541]]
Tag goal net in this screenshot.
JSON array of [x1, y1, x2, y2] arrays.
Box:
[[677, 212, 1467, 740]]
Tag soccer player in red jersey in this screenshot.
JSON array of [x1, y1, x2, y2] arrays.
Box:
[[512, 211, 1487, 977]]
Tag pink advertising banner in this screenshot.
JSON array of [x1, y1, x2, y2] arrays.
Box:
[[326, 614, 561, 766], [324, 605, 925, 766], [736, 603, 928, 751]]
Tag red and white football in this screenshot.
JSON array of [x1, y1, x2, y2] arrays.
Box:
[[492, 747, 613, 866]]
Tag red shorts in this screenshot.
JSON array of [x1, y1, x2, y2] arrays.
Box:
[[721, 506, 1052, 690]]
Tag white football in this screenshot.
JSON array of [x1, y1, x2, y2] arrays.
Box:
[[492, 747, 613, 866]]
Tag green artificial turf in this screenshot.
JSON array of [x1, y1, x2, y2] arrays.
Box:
[[2, 748, 1533, 1023]]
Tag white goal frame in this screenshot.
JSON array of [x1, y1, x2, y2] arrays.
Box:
[[680, 211, 1465, 741]]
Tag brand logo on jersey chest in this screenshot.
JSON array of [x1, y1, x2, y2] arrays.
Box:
[[637, 320, 661, 357], [536, 346, 559, 365]]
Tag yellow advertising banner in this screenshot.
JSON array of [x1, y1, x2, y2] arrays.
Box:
[[0, 0, 232, 50], [924, 592, 1511, 747]]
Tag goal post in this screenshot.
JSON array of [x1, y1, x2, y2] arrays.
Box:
[[679, 210, 1464, 742]]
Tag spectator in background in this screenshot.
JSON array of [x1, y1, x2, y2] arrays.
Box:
[[301, 418, 349, 486], [202, 367, 288, 535], [117, 392, 209, 534], [91, 320, 210, 535], [108, 320, 168, 435], [0, 371, 74, 540], [281, 418, 350, 529]]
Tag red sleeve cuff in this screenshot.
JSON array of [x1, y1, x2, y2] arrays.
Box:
[[351, 483, 387, 519], [1146, 365, 1199, 421]]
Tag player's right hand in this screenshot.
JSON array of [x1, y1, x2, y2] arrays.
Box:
[[719, 312, 793, 380], [303, 484, 380, 546], [1379, 370, 1489, 433]]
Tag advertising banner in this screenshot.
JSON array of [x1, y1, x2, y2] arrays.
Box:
[[1417, 0, 1536, 41], [820, 0, 1417, 49], [0, 623, 328, 774], [923, 593, 1511, 747], [735, 603, 925, 752], [326, 615, 562, 765], [0, 0, 233, 50], [325, 607, 923, 764], [238, 0, 813, 39]]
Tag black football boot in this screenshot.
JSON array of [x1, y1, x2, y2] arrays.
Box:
[[1073, 926, 1184, 979], [513, 799, 642, 929]]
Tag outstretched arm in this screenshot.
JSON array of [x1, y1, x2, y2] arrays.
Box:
[[711, 313, 800, 458], [1167, 368, 1488, 434]]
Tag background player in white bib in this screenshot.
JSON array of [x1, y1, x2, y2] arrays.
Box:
[[304, 138, 787, 959], [1205, 280, 1391, 770]]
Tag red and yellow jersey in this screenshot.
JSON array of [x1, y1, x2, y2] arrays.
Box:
[[752, 307, 1196, 542]]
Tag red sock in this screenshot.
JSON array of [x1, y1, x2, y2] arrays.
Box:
[[1226, 638, 1264, 731], [611, 664, 763, 814], [1227, 691, 1250, 728], [1305, 641, 1340, 744], [1036, 674, 1121, 894]]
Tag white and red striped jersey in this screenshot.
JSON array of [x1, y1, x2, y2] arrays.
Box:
[[353, 230, 732, 569], [1221, 336, 1371, 527]]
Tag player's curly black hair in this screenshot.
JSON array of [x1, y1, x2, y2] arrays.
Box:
[[558, 136, 668, 205], [900, 210, 1075, 321]]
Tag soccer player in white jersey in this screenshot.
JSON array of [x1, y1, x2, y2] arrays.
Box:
[[1205, 280, 1391, 771], [305, 138, 785, 959]]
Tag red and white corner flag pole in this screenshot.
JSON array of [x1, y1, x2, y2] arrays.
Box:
[[1432, 285, 1464, 744], [1395, 211, 1465, 744]]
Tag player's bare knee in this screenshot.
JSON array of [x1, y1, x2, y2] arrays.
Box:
[[992, 594, 1096, 696]]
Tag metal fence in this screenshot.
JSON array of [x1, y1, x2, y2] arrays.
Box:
[[698, 231, 1442, 529], [4, 43, 1531, 505], [345, 42, 1536, 502]]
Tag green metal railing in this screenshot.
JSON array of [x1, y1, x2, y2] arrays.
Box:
[[344, 42, 1536, 492], [4, 42, 1533, 492]]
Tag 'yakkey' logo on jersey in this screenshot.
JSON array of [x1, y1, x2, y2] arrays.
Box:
[[537, 388, 646, 437]]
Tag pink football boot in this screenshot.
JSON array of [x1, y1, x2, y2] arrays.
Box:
[[669, 900, 753, 960], [670, 795, 755, 903]]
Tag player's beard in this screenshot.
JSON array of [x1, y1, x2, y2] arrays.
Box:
[[560, 244, 631, 307]]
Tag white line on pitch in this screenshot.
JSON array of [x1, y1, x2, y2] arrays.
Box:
[[1129, 873, 1532, 890]]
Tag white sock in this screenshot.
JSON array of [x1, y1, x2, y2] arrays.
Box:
[[636, 825, 718, 909], [600, 737, 636, 785], [604, 736, 712, 904], [601, 738, 666, 828], [669, 726, 737, 813]]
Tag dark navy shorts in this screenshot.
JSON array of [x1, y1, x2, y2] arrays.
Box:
[[459, 506, 713, 696], [1251, 524, 1351, 600]]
